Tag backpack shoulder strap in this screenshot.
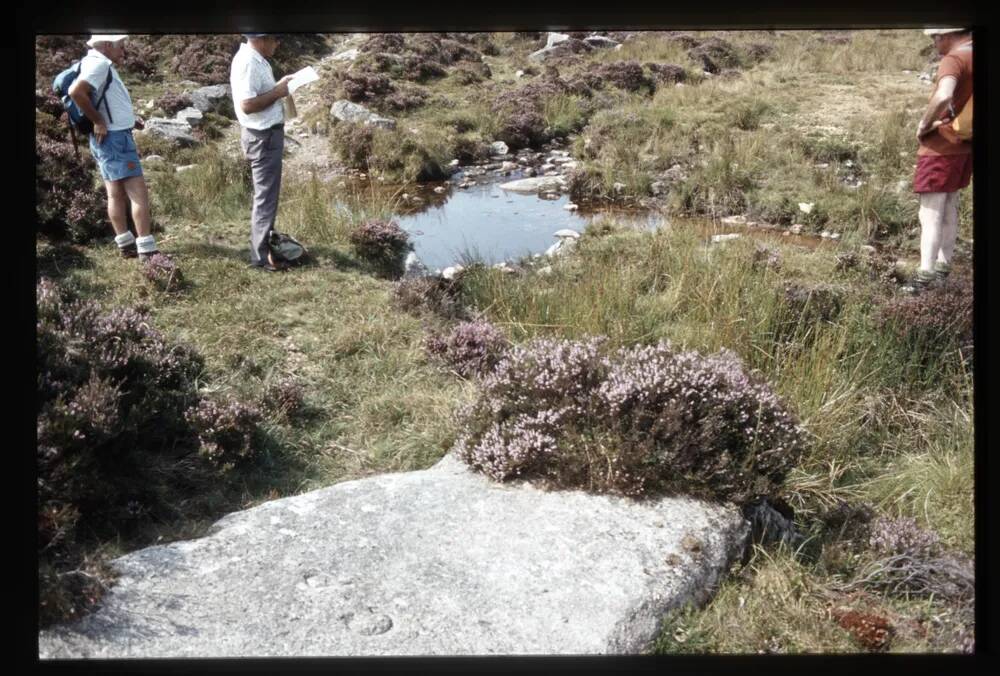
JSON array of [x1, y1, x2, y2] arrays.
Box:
[[93, 64, 115, 124]]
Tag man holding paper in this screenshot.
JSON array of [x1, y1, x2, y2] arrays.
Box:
[[230, 33, 295, 271]]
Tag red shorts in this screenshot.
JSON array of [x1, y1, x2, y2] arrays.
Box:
[[913, 153, 973, 193]]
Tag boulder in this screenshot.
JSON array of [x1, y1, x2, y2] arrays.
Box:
[[402, 252, 429, 279], [139, 118, 198, 147], [583, 36, 620, 49], [545, 32, 571, 48], [490, 141, 509, 156], [38, 454, 748, 657], [498, 176, 564, 194], [331, 48, 360, 62], [175, 107, 204, 128], [711, 233, 741, 243], [442, 265, 464, 280], [330, 100, 397, 130], [188, 84, 233, 117], [553, 229, 580, 240]]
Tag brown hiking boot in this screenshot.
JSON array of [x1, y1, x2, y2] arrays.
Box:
[[119, 242, 138, 258]]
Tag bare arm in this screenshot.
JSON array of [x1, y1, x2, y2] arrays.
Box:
[[917, 75, 958, 139], [239, 75, 294, 114], [68, 79, 109, 143]]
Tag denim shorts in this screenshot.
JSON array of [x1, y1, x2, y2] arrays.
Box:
[[89, 129, 143, 182]]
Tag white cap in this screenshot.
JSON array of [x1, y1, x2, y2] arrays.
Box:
[[86, 34, 129, 47], [923, 28, 967, 36]]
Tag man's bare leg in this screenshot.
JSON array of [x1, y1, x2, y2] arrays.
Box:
[[105, 179, 131, 236], [122, 176, 153, 237], [937, 191, 960, 266], [918, 191, 948, 272]]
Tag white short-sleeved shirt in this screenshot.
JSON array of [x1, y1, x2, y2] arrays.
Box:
[[230, 42, 284, 130], [78, 49, 136, 131]]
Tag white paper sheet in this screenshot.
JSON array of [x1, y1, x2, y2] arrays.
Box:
[[288, 66, 319, 94]]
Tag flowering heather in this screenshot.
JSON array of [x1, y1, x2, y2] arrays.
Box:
[[37, 278, 229, 625], [495, 109, 549, 151], [349, 219, 410, 278], [455, 337, 805, 501], [168, 35, 241, 84], [876, 273, 973, 352], [330, 123, 374, 168], [36, 123, 108, 242], [185, 397, 263, 469], [687, 37, 743, 73], [595, 61, 654, 93], [424, 319, 510, 378], [868, 515, 941, 558], [340, 71, 395, 103], [156, 91, 193, 116], [849, 516, 974, 601], [645, 63, 688, 84], [141, 253, 184, 292]]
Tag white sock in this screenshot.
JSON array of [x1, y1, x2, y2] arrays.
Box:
[[136, 235, 157, 254], [115, 231, 136, 248]]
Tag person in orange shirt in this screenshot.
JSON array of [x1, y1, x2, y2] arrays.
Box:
[[904, 28, 973, 294]]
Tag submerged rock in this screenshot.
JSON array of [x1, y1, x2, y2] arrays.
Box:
[[499, 176, 564, 194]]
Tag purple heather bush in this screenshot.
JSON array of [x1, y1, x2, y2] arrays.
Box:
[[349, 219, 410, 278], [35, 117, 108, 242], [141, 253, 184, 292], [645, 63, 688, 84], [455, 337, 806, 501], [876, 272, 973, 354], [687, 36, 743, 73], [868, 515, 941, 558], [168, 35, 241, 84], [37, 278, 230, 625], [595, 61, 654, 93], [185, 396, 264, 470], [424, 319, 510, 378], [852, 516, 974, 602], [156, 91, 193, 116]]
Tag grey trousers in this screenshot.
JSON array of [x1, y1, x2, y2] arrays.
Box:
[[240, 125, 284, 266]]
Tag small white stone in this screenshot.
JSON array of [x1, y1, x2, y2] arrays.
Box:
[[563, 203, 579, 211], [175, 164, 197, 173], [434, 186, 447, 194], [798, 202, 814, 214], [449, 159, 460, 167], [553, 229, 580, 239], [711, 233, 741, 243]]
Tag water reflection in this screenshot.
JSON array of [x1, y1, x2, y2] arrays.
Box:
[[331, 172, 834, 271]]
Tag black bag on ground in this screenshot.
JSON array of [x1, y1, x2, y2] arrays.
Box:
[[269, 231, 308, 264]]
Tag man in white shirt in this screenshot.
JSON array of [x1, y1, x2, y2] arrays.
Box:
[[69, 34, 162, 261], [230, 34, 295, 271]]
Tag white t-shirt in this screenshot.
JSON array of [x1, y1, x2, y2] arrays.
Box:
[[230, 42, 284, 130], [78, 49, 135, 131]]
